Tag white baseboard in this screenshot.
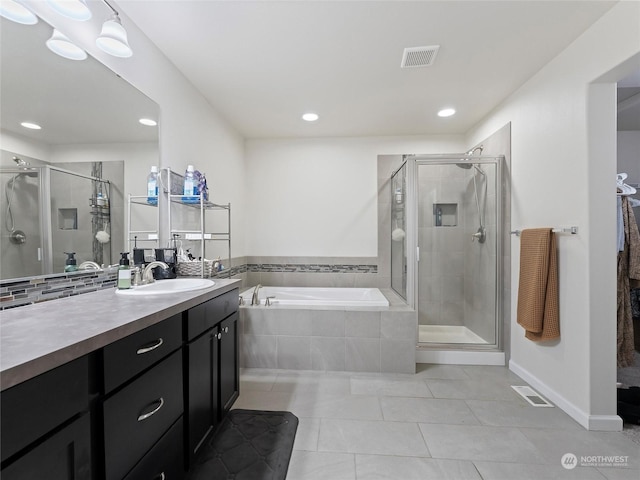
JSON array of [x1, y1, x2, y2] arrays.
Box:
[[509, 360, 623, 431], [416, 349, 505, 365]]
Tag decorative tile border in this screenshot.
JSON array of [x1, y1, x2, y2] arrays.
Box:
[[0, 270, 117, 310], [245, 263, 377, 274], [0, 262, 378, 309]]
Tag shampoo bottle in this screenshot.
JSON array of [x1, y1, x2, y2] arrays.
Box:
[[182, 165, 198, 203], [117, 252, 132, 289], [64, 252, 77, 272], [147, 166, 158, 205]]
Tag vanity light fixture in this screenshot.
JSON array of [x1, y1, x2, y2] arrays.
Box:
[[46, 28, 87, 60], [437, 108, 456, 117], [0, 0, 38, 25], [96, 11, 132, 58], [46, 0, 92, 21], [21, 122, 42, 130], [139, 118, 157, 126], [302, 113, 319, 122]]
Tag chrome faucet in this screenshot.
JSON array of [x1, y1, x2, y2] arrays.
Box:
[[78, 261, 102, 270], [142, 261, 169, 284], [251, 284, 262, 306]]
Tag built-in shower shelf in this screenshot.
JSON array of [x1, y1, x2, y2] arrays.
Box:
[[433, 203, 457, 227]]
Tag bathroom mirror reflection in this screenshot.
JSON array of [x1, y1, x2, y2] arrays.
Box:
[[0, 15, 159, 281]]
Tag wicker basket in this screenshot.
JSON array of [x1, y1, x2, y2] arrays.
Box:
[[177, 260, 214, 277]]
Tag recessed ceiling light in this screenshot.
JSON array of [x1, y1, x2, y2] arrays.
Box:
[[437, 108, 456, 117], [139, 118, 157, 126], [21, 122, 42, 130], [302, 113, 319, 122]]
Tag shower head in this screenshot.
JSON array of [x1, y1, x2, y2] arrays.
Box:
[[12, 156, 29, 167], [455, 162, 486, 177]]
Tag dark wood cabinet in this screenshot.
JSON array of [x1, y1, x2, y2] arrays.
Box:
[[219, 312, 239, 415], [1, 413, 92, 480], [122, 418, 184, 480], [0, 356, 91, 478], [103, 313, 182, 394], [185, 329, 216, 463], [103, 350, 183, 480], [1, 286, 239, 480], [184, 291, 239, 468]]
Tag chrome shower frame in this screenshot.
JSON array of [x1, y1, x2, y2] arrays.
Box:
[[0, 165, 112, 278], [404, 154, 504, 351]]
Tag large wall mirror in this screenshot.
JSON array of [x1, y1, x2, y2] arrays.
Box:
[[0, 14, 159, 281]]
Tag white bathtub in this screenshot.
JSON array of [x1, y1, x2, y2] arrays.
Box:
[[240, 286, 389, 307]]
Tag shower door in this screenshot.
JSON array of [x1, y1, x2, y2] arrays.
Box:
[[0, 168, 44, 279], [413, 157, 501, 347]]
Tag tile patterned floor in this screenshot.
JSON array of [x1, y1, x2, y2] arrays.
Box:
[[234, 364, 640, 480]]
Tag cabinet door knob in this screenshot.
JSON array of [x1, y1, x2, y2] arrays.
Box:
[[223, 326, 229, 333], [216, 332, 222, 340], [136, 338, 164, 355], [137, 397, 165, 421], [154, 473, 165, 480]]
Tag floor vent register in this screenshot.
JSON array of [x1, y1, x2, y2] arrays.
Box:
[[511, 385, 554, 407]]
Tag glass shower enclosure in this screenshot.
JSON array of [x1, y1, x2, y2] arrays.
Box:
[[391, 155, 503, 349], [0, 165, 112, 280]]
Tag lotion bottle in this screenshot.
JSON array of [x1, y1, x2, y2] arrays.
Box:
[[117, 252, 132, 289], [64, 252, 77, 272]]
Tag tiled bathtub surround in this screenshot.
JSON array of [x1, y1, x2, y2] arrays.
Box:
[[0, 255, 380, 310], [239, 288, 417, 374], [0, 269, 117, 310], [243, 256, 381, 289]]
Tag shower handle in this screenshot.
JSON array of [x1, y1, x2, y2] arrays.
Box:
[[471, 226, 486, 244]]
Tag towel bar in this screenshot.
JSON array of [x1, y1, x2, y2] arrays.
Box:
[[510, 226, 578, 236]]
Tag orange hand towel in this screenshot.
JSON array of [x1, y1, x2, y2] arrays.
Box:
[[516, 228, 560, 341]]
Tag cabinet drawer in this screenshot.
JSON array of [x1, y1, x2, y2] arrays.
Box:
[[185, 301, 209, 340], [1, 356, 89, 462], [1, 413, 91, 480], [208, 288, 238, 325], [103, 350, 183, 480], [185, 289, 238, 340], [123, 417, 184, 480], [103, 314, 182, 393]]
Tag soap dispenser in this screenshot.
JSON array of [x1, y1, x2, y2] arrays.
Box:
[[64, 252, 78, 272], [117, 252, 132, 290]]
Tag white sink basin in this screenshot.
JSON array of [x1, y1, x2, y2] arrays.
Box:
[[116, 278, 215, 295]]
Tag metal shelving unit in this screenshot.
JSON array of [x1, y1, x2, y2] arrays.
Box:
[[163, 168, 231, 278], [127, 194, 160, 253]]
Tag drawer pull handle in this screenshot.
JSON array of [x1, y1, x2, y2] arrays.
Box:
[[137, 397, 164, 421], [136, 338, 164, 355]]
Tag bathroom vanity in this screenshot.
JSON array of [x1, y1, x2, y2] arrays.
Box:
[[0, 279, 241, 480]]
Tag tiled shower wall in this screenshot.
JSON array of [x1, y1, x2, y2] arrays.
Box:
[[376, 123, 512, 357]]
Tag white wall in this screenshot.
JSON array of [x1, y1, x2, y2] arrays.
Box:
[[466, 1, 640, 430], [1, 130, 51, 163], [23, 0, 246, 257], [245, 135, 464, 257]]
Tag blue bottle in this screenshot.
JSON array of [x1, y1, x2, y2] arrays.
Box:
[[147, 166, 158, 205], [182, 165, 198, 203]]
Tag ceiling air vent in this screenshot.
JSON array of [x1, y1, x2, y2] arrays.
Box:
[[401, 45, 440, 68]]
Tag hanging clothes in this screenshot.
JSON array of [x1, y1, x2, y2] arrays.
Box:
[[617, 196, 640, 367]]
